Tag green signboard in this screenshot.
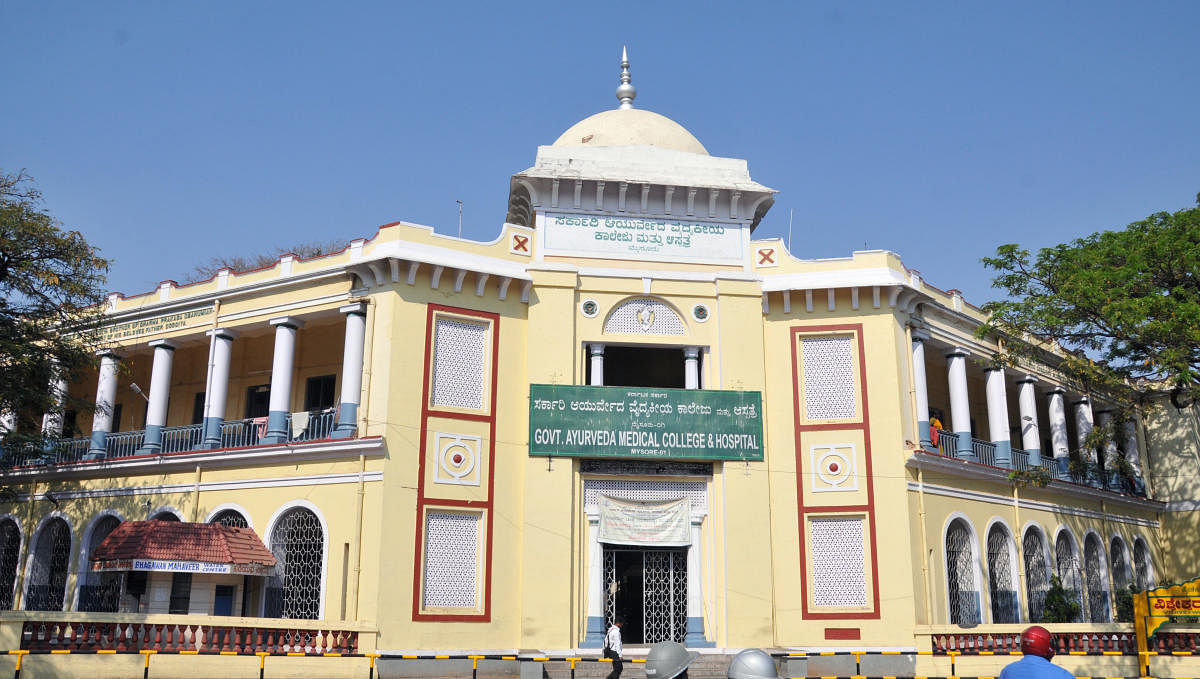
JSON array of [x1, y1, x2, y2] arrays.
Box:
[[529, 384, 764, 461]]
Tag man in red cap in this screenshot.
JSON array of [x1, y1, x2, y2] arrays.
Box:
[[999, 626, 1074, 679]]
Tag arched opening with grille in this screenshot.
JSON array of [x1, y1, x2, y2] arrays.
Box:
[[945, 518, 981, 625], [1110, 536, 1132, 594], [1133, 537, 1155, 590], [1083, 533, 1111, 622], [267, 506, 324, 619], [79, 515, 122, 612], [210, 509, 249, 528], [986, 523, 1020, 623], [0, 519, 21, 610], [1023, 526, 1051, 622], [150, 511, 181, 522], [26, 517, 71, 611], [1054, 530, 1084, 622]]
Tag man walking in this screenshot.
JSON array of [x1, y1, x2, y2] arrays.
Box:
[[603, 616, 625, 679]]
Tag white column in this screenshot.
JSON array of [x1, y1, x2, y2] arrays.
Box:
[[912, 330, 932, 448], [41, 366, 68, 440], [1016, 376, 1042, 465], [0, 412, 15, 438], [684, 519, 709, 645], [589, 344, 605, 386], [1074, 397, 1097, 485], [200, 328, 238, 448], [87, 350, 122, 457], [1097, 410, 1121, 489], [139, 339, 177, 453], [1123, 418, 1144, 485], [984, 367, 1012, 467], [333, 303, 367, 438], [584, 513, 605, 647], [263, 317, 304, 444], [1048, 388, 1070, 477], [684, 347, 700, 390], [945, 347, 974, 459]]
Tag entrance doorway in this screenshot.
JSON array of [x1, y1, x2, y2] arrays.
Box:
[[603, 546, 687, 644]]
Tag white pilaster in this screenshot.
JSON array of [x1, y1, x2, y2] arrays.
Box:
[[684, 347, 700, 390], [589, 344, 605, 387]]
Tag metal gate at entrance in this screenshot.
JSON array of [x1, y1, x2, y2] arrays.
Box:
[[603, 546, 687, 644]]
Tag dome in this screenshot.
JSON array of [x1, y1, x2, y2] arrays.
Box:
[[552, 108, 709, 156]]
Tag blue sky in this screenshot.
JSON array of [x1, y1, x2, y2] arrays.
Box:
[[3, 1, 1197, 305]]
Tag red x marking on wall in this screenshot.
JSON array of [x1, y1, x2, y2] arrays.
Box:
[[512, 235, 530, 252], [758, 248, 776, 265]]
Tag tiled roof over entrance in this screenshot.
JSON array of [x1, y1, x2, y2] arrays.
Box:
[[92, 520, 276, 567]]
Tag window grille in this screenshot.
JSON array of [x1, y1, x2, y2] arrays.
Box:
[[80, 516, 121, 612], [1023, 528, 1050, 622], [603, 298, 686, 335], [1054, 533, 1084, 622], [169, 573, 192, 614], [945, 519, 980, 625], [422, 511, 480, 609], [267, 507, 323, 619], [801, 336, 857, 420], [583, 480, 706, 514], [987, 525, 1019, 623], [1084, 535, 1110, 622], [211, 509, 249, 528], [26, 518, 71, 611], [431, 317, 489, 410], [810, 517, 867, 607], [0, 520, 20, 610], [1133, 539, 1154, 590], [1110, 537, 1131, 592]]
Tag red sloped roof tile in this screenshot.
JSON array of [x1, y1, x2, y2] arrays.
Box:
[[92, 520, 276, 566]]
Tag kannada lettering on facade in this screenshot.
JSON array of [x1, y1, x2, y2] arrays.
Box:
[[540, 212, 745, 264]]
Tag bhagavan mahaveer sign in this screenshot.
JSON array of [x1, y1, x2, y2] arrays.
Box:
[[529, 384, 764, 461]]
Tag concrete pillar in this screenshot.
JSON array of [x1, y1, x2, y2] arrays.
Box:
[[582, 513, 605, 647], [1097, 410, 1121, 489], [1016, 376, 1042, 465], [200, 329, 238, 449], [41, 367, 68, 440], [139, 340, 177, 453], [945, 347, 974, 459], [1048, 388, 1070, 477], [685, 519, 712, 646], [984, 367, 1012, 467], [1074, 397, 1097, 485], [332, 303, 367, 438], [263, 317, 304, 444], [589, 344, 605, 387], [912, 330, 932, 449], [87, 350, 122, 457], [684, 346, 700, 390]]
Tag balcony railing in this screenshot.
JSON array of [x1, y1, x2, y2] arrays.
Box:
[[1, 409, 338, 470]]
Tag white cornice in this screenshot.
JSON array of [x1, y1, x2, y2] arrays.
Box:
[[759, 266, 912, 292], [367, 240, 532, 281], [13, 470, 384, 504], [103, 269, 350, 322], [0, 437, 386, 483]]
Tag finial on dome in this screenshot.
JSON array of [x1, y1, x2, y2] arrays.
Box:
[[616, 46, 636, 110]]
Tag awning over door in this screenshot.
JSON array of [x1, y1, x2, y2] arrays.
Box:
[[90, 520, 277, 576]]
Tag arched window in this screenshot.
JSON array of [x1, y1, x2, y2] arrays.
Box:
[[0, 519, 21, 610], [945, 519, 981, 625], [1023, 527, 1051, 622], [1133, 538, 1155, 590], [151, 512, 180, 522], [1083, 533, 1111, 622], [1054, 531, 1084, 622], [79, 515, 121, 612], [987, 524, 1019, 623], [26, 518, 71, 611], [210, 509, 249, 528], [1110, 537, 1131, 594], [267, 507, 323, 619]]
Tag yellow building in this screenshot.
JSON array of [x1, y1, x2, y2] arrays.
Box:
[[1, 55, 1196, 677]]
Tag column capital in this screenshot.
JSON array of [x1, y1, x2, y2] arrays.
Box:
[[589, 343, 605, 357], [1016, 374, 1037, 385], [1073, 396, 1092, 407], [683, 346, 701, 360], [269, 315, 306, 329], [984, 365, 1005, 374], [147, 339, 177, 351], [910, 327, 931, 342], [1048, 386, 1066, 396], [339, 301, 368, 316], [205, 327, 239, 340], [944, 346, 970, 359], [95, 348, 123, 359]]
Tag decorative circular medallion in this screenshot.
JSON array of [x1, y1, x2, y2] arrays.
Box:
[[581, 299, 599, 318], [692, 304, 710, 322], [815, 447, 853, 487]]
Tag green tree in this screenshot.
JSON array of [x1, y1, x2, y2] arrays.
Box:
[[980, 194, 1200, 408], [1041, 575, 1082, 623], [0, 170, 109, 443]]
